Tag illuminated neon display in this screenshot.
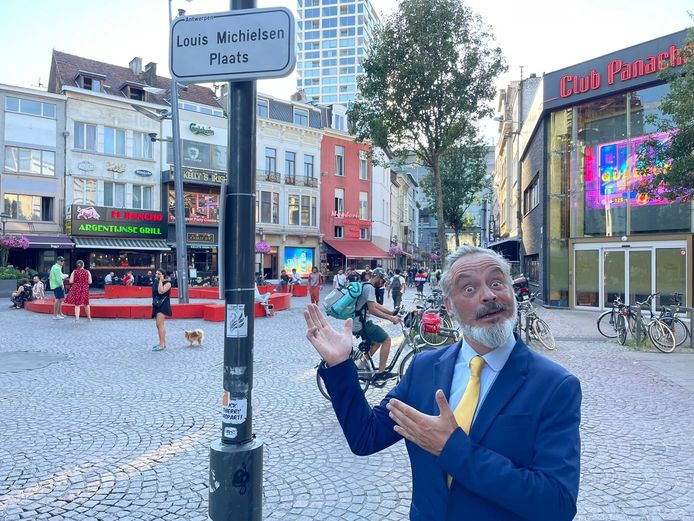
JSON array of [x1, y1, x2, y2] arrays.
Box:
[[584, 132, 672, 209]]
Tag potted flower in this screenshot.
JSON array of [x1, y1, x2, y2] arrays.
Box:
[[388, 245, 405, 256], [0, 265, 24, 296]]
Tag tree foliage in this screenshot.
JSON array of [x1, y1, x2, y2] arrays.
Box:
[[348, 0, 505, 261], [421, 135, 489, 249], [636, 21, 694, 201]]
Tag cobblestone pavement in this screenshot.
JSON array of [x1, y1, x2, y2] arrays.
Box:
[[0, 288, 693, 520]]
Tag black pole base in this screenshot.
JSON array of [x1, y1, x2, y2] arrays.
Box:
[[209, 438, 264, 520]]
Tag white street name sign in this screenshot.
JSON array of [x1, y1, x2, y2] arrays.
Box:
[[170, 7, 295, 83]]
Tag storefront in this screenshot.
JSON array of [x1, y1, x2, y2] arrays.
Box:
[[163, 166, 224, 284], [539, 29, 691, 309], [67, 204, 169, 285], [322, 238, 390, 273]]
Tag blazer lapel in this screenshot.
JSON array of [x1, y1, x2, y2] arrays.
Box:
[[470, 339, 529, 441], [433, 341, 463, 405]]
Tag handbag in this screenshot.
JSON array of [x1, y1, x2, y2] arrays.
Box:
[[153, 294, 166, 307]]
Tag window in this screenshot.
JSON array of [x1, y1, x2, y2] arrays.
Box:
[[360, 228, 369, 239], [285, 151, 296, 183], [258, 191, 280, 224], [523, 175, 540, 214], [127, 86, 145, 101], [303, 154, 314, 179], [301, 195, 311, 226], [256, 98, 269, 117], [4, 194, 53, 221], [334, 114, 345, 130], [104, 127, 126, 156], [82, 76, 101, 92], [4, 147, 55, 176], [334, 188, 344, 213], [335, 145, 344, 176], [132, 185, 152, 210], [74, 122, 97, 151], [73, 178, 97, 205], [525, 254, 540, 283], [359, 153, 368, 180], [334, 226, 343, 238], [293, 107, 309, 126], [104, 182, 125, 208], [5, 96, 56, 118], [264, 147, 277, 173], [132, 132, 153, 159], [288, 195, 300, 225], [359, 191, 368, 220]]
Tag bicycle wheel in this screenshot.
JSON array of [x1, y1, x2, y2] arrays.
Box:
[[419, 315, 455, 347], [398, 350, 415, 381], [315, 350, 372, 401], [616, 314, 628, 345], [532, 318, 556, 351], [663, 317, 690, 347], [597, 310, 618, 338], [648, 320, 676, 353]]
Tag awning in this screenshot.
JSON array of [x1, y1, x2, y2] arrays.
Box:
[[323, 238, 390, 259], [73, 237, 171, 251], [25, 235, 74, 249], [487, 237, 519, 261]]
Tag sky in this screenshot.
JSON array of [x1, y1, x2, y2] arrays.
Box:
[[1, 0, 691, 141]]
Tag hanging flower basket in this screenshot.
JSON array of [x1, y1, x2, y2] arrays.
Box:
[[255, 240, 271, 254], [430, 253, 441, 261], [0, 234, 30, 267], [388, 246, 405, 256]]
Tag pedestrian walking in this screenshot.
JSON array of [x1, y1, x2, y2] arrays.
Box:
[[151, 269, 172, 351], [64, 260, 92, 322], [49, 256, 66, 320], [333, 269, 346, 290], [308, 266, 322, 304], [390, 269, 406, 310]]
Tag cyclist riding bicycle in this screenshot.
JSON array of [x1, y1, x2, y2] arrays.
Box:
[[352, 267, 401, 381]]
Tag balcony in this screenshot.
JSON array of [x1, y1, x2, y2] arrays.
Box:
[[258, 170, 281, 183], [284, 175, 318, 188]]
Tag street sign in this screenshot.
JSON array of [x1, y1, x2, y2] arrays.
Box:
[[170, 7, 295, 83]]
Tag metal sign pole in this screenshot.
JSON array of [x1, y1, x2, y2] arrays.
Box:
[[208, 0, 262, 519]]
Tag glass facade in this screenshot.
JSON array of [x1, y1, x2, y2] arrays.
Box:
[[547, 84, 691, 308]]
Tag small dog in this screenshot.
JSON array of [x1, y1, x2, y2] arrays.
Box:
[[184, 329, 205, 346]]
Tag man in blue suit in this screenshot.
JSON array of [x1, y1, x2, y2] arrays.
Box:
[[305, 245, 581, 520]]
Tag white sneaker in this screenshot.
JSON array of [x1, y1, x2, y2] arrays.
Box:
[[53, 316, 64, 320]]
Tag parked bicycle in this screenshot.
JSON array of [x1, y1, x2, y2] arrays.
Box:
[[612, 294, 676, 352], [596, 296, 626, 339], [654, 292, 690, 347], [515, 292, 556, 350], [316, 311, 433, 402]]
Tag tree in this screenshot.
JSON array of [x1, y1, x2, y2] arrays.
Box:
[[348, 0, 505, 263], [420, 135, 489, 249], [636, 21, 694, 201]]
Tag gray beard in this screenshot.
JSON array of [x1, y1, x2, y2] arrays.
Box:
[[451, 299, 517, 350]]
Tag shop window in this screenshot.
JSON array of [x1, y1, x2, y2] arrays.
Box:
[[3, 194, 53, 221], [4, 147, 55, 176], [89, 251, 155, 270], [169, 189, 220, 224], [334, 226, 343, 238]]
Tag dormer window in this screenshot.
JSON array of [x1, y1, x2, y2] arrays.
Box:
[[127, 87, 145, 101], [76, 70, 106, 92]]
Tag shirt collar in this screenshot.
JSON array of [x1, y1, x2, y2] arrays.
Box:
[[459, 333, 516, 373]]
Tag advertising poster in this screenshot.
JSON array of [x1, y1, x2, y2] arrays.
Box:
[[283, 247, 314, 276], [168, 190, 220, 225]]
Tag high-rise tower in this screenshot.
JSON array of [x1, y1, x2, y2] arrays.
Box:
[[296, 0, 381, 105]]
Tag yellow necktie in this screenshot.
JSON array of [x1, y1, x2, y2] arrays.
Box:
[[448, 355, 486, 487]]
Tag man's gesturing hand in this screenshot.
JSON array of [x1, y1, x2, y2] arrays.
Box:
[[304, 303, 353, 367], [386, 390, 459, 456]]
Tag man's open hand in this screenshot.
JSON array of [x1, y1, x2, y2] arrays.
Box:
[[386, 390, 459, 456], [304, 303, 353, 367]]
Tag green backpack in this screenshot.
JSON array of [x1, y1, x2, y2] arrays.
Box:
[[324, 282, 370, 320]]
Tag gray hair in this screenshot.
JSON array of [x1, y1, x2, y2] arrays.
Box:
[[76, 259, 85, 269], [439, 245, 513, 300]]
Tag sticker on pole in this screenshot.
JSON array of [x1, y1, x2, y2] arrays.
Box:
[[226, 304, 248, 337], [170, 7, 296, 83], [222, 391, 247, 425]]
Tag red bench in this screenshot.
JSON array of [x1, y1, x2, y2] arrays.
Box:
[[203, 292, 292, 322], [290, 284, 308, 297]]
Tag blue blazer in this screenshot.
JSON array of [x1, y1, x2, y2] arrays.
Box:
[[319, 338, 581, 521]]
